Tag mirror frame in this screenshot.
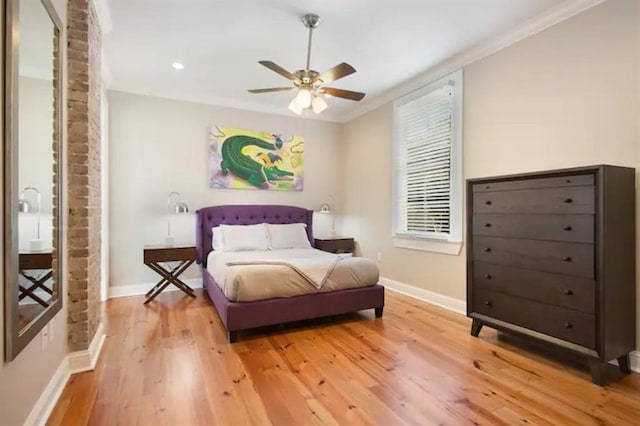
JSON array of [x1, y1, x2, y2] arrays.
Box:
[[4, 0, 64, 361]]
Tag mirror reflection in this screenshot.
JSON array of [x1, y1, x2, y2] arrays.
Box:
[[16, 0, 58, 332]]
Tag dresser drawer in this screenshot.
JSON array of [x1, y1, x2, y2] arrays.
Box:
[[473, 262, 595, 313], [473, 214, 594, 243], [472, 174, 594, 192], [473, 289, 596, 348], [473, 186, 595, 215], [473, 236, 594, 279]]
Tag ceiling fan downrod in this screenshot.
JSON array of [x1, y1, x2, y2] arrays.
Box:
[[301, 13, 320, 72]]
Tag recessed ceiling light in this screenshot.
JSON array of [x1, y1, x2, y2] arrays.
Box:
[[172, 62, 184, 70]]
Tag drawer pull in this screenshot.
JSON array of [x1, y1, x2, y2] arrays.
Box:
[[564, 322, 573, 329], [563, 225, 572, 231], [564, 198, 573, 203], [484, 274, 492, 279], [566, 179, 572, 183], [562, 256, 572, 262], [483, 247, 491, 252], [485, 185, 491, 190], [484, 223, 492, 228], [484, 200, 492, 206], [484, 301, 492, 307], [563, 289, 574, 296]]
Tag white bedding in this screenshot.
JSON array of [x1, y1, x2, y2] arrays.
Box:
[[206, 248, 379, 302]]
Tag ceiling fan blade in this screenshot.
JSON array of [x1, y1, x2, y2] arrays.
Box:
[[317, 63, 356, 84], [321, 87, 366, 101], [248, 87, 295, 94], [258, 60, 297, 81]]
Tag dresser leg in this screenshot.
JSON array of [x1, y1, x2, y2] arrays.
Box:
[[470, 319, 483, 337], [617, 354, 631, 374], [375, 307, 383, 318], [587, 358, 607, 386], [228, 330, 238, 344]]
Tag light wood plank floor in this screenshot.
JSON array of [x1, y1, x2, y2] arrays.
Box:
[[48, 289, 640, 425]]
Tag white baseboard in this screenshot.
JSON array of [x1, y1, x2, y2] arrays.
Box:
[[23, 357, 71, 426], [25, 322, 107, 426], [108, 278, 203, 299], [67, 322, 106, 374], [380, 276, 466, 315], [629, 352, 640, 373], [379, 276, 640, 373]]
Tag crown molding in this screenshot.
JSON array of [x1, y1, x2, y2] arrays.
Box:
[[107, 84, 345, 123], [339, 0, 607, 123]]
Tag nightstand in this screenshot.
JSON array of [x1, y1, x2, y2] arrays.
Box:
[[19, 250, 53, 307], [314, 237, 355, 254], [143, 244, 197, 304]]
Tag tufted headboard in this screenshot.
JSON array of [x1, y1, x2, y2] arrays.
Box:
[[196, 204, 314, 266]]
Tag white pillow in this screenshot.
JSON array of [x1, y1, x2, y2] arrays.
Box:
[[211, 227, 224, 251], [266, 223, 311, 250], [219, 223, 269, 252]]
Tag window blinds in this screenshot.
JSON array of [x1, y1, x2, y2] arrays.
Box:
[[395, 83, 454, 238]]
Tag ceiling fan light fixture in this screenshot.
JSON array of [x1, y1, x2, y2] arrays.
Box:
[[288, 97, 304, 115], [296, 88, 312, 108], [312, 95, 328, 114], [249, 13, 365, 112]]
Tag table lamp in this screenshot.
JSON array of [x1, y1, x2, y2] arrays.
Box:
[[19, 186, 42, 251], [166, 191, 189, 246], [318, 197, 336, 238]]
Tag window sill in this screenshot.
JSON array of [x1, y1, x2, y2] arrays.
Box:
[[393, 236, 462, 255]]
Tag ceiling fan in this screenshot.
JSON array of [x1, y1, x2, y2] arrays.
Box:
[[248, 13, 365, 115]]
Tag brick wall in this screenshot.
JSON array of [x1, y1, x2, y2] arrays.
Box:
[[67, 0, 102, 351]]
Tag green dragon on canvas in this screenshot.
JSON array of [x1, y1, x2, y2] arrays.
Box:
[[220, 135, 294, 188]]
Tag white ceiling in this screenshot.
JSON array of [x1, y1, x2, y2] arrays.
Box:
[[104, 0, 570, 121]]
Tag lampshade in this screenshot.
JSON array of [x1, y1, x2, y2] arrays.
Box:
[[174, 202, 189, 214], [18, 199, 32, 213], [312, 96, 328, 114], [296, 89, 312, 108], [319, 203, 332, 214], [288, 98, 303, 115]]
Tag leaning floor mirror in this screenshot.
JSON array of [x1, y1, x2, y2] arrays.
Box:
[[4, 0, 63, 360]]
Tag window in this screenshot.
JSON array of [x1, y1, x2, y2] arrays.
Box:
[[393, 70, 463, 252]]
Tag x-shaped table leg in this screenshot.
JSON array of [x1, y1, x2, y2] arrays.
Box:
[[144, 259, 196, 304], [19, 270, 53, 308]]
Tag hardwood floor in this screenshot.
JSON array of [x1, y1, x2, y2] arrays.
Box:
[[48, 289, 640, 425]]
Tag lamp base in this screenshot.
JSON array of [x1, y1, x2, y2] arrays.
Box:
[[29, 239, 43, 251], [164, 236, 175, 246]]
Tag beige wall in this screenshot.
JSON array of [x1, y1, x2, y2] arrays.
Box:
[[108, 91, 344, 288], [0, 1, 69, 424], [343, 0, 640, 312]]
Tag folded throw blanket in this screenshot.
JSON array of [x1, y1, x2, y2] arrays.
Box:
[[226, 255, 346, 289]]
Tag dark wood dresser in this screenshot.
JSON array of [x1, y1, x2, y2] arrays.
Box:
[[467, 165, 636, 385]]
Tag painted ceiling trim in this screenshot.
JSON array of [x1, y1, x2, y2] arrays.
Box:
[[340, 0, 608, 123]]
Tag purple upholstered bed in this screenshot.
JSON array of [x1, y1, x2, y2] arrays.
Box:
[[196, 204, 385, 342]]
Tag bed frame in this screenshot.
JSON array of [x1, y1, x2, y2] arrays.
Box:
[[196, 204, 385, 343]]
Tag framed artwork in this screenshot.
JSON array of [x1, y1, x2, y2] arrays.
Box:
[[209, 126, 304, 191]]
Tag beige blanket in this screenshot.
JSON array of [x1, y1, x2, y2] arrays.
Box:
[[207, 249, 379, 302], [226, 255, 341, 289]]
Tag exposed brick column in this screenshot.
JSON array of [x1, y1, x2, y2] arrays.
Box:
[[67, 0, 102, 351]]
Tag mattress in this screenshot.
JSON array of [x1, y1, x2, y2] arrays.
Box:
[[206, 248, 379, 302]]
